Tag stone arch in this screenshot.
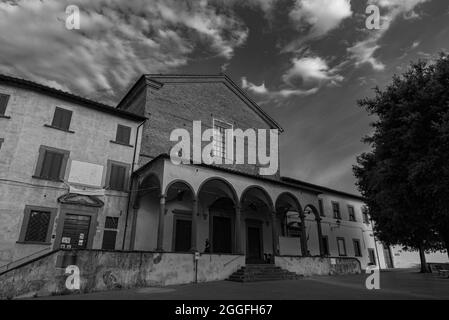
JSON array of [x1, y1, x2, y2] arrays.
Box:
[[165, 180, 197, 252], [198, 177, 239, 254], [275, 192, 307, 256], [240, 186, 276, 262], [304, 204, 324, 257]]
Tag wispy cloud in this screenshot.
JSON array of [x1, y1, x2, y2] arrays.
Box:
[[0, 0, 248, 103], [282, 56, 344, 86], [241, 77, 318, 99], [241, 55, 342, 102], [347, 0, 429, 71]]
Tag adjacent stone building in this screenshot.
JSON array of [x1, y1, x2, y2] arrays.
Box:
[[0, 75, 145, 268]]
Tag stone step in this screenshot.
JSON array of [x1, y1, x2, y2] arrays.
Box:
[[228, 264, 301, 282]]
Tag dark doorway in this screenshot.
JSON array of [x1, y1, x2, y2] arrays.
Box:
[[212, 216, 232, 253], [246, 225, 263, 264], [60, 214, 91, 249], [174, 219, 192, 252], [383, 244, 394, 268]]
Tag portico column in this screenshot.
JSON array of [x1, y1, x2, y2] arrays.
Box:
[[271, 211, 279, 256], [300, 213, 309, 256], [191, 197, 199, 251], [235, 205, 243, 254], [156, 194, 166, 251], [316, 216, 324, 256]]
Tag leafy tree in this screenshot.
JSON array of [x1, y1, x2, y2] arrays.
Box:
[[354, 53, 449, 272]]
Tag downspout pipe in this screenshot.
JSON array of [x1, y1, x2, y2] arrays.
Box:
[[370, 218, 382, 270], [122, 119, 146, 250]]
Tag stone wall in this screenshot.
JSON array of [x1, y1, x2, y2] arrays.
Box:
[[0, 249, 245, 299], [275, 256, 361, 276]]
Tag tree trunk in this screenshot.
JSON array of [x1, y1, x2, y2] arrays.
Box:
[[418, 245, 429, 273]]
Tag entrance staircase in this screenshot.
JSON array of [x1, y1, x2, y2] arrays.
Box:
[[227, 264, 301, 282]]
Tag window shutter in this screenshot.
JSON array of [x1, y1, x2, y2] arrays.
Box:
[[116, 125, 131, 145], [102, 230, 117, 250], [40, 150, 63, 180], [0, 93, 10, 115], [109, 164, 127, 191], [52, 107, 72, 130]]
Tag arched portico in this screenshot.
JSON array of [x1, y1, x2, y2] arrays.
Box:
[[198, 178, 239, 254], [131, 173, 162, 251], [275, 192, 308, 256], [304, 204, 324, 256], [164, 180, 196, 252], [240, 186, 275, 263]]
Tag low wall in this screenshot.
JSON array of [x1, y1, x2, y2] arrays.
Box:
[[275, 256, 361, 276], [0, 250, 245, 299]]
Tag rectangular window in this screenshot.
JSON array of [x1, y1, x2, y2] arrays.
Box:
[[368, 248, 377, 265], [322, 236, 330, 256], [34, 146, 70, 181], [102, 216, 119, 250], [115, 124, 131, 145], [51, 107, 73, 131], [318, 199, 325, 217], [348, 205, 356, 221], [332, 201, 341, 219], [362, 207, 370, 224], [213, 119, 232, 159], [0, 138, 3, 150], [106, 160, 129, 191], [18, 206, 57, 244], [337, 237, 347, 256], [353, 239, 362, 257], [0, 93, 10, 116]]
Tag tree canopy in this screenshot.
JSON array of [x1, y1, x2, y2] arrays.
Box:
[[354, 53, 449, 270]]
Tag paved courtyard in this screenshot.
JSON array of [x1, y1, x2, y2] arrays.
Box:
[[35, 269, 449, 300]]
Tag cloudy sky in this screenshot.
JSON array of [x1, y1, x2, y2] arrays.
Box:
[[1, 0, 448, 194]]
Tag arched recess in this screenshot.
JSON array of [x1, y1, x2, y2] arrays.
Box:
[[164, 180, 197, 252], [304, 204, 324, 256], [275, 192, 308, 256], [198, 178, 238, 254], [240, 186, 275, 263], [130, 173, 162, 251]]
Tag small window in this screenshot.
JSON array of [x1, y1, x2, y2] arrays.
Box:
[[348, 205, 356, 221], [51, 107, 72, 131], [34, 146, 70, 181], [18, 206, 57, 244], [115, 124, 131, 145], [332, 201, 341, 219], [368, 248, 377, 265], [337, 237, 347, 256], [25, 211, 51, 242], [362, 207, 370, 224], [213, 119, 232, 159], [322, 236, 330, 256], [318, 199, 325, 217], [353, 239, 362, 257], [102, 216, 119, 250], [107, 161, 129, 191], [0, 138, 4, 150], [0, 93, 10, 116]]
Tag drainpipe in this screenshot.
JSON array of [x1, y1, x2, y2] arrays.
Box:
[[370, 218, 382, 270], [122, 119, 146, 250]]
